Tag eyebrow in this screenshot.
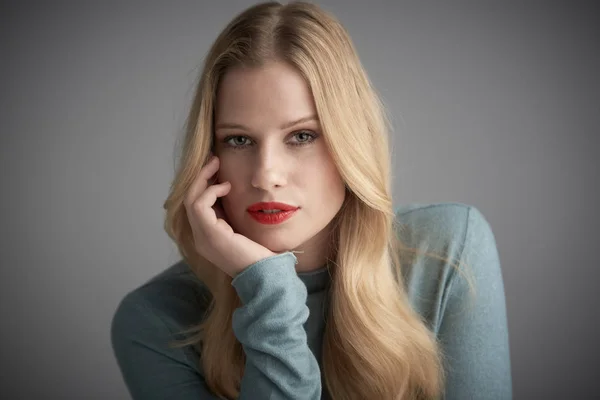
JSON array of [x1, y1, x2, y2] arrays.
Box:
[[214, 115, 319, 132]]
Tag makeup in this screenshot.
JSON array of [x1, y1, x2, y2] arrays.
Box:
[[247, 202, 299, 225]]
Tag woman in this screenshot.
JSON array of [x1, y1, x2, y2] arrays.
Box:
[[111, 2, 512, 399]]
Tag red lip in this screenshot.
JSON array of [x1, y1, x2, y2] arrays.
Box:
[[248, 209, 298, 225], [247, 202, 299, 212], [247, 202, 300, 225]]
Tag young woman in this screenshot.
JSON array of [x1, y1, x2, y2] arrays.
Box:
[[111, 2, 512, 399]]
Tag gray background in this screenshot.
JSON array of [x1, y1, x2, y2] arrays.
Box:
[[1, 1, 598, 399]]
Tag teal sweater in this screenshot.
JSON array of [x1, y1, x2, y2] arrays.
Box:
[[111, 202, 512, 399]]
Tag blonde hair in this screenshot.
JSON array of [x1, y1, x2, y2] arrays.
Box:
[[162, 2, 473, 399]]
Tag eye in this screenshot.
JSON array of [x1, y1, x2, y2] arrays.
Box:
[[221, 130, 319, 150], [294, 132, 311, 142], [289, 130, 319, 146], [223, 135, 252, 149]]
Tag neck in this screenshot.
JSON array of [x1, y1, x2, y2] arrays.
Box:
[[292, 225, 336, 273]]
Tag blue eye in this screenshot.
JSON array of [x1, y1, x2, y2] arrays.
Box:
[[227, 136, 250, 147], [292, 131, 315, 145], [222, 130, 319, 150]]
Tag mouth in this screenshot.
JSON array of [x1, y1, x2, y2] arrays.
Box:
[[247, 206, 299, 225], [247, 202, 299, 212]]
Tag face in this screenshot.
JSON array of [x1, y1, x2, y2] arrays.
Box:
[[213, 61, 346, 265]]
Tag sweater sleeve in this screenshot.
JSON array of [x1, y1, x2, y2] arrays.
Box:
[[110, 251, 321, 400], [230, 251, 322, 399], [438, 207, 513, 400]]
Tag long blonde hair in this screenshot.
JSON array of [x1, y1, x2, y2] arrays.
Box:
[[163, 2, 460, 399]]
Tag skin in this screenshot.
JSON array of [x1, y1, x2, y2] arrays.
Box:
[[212, 60, 346, 273]]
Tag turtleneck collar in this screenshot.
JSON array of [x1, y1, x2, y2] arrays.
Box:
[[296, 265, 331, 293]]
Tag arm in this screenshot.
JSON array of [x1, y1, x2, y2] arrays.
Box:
[[111, 291, 218, 399], [230, 251, 322, 399], [111, 252, 321, 399], [438, 207, 513, 400]]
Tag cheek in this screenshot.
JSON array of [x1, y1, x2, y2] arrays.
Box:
[[300, 163, 345, 209], [217, 160, 250, 219], [323, 161, 346, 203], [220, 187, 242, 226], [216, 157, 244, 184], [322, 170, 346, 200], [313, 154, 344, 188]]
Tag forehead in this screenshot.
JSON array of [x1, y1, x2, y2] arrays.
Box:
[[214, 61, 317, 127]]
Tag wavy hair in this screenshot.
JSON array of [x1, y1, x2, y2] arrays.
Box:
[[162, 2, 472, 399]]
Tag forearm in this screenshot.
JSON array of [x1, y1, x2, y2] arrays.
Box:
[[231, 252, 322, 399]]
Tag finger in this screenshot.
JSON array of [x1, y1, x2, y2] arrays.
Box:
[[184, 156, 219, 207], [213, 198, 227, 222], [193, 181, 231, 227]]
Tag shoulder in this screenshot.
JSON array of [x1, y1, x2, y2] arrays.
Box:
[[394, 202, 478, 246], [394, 202, 494, 269], [112, 260, 212, 331], [393, 202, 500, 333], [110, 260, 211, 373]]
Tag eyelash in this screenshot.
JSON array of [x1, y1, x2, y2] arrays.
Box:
[[221, 130, 319, 150]]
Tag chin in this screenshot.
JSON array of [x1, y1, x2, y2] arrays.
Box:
[[254, 234, 301, 253]]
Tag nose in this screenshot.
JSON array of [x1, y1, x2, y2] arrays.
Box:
[[250, 143, 287, 190]]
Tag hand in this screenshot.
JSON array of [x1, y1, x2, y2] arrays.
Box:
[[183, 155, 276, 278]]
